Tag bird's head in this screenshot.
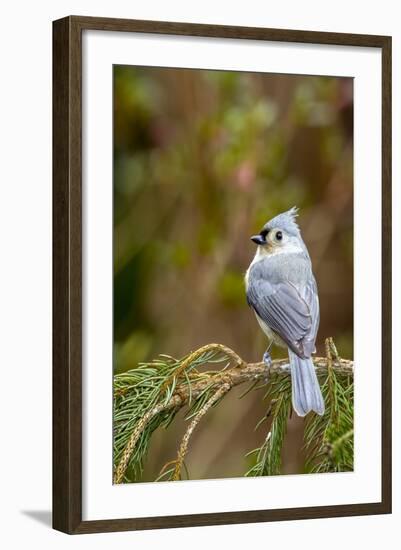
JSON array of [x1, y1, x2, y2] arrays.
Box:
[[250, 207, 303, 255]]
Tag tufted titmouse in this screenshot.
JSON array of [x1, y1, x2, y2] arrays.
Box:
[[245, 207, 325, 417]]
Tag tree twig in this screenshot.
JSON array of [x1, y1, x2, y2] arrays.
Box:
[[114, 397, 182, 484], [172, 382, 231, 480], [160, 343, 244, 394]]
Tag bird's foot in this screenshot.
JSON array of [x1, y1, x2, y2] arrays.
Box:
[[281, 363, 291, 373], [263, 351, 272, 366]]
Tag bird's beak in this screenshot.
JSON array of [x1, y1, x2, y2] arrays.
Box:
[[251, 234, 267, 245]]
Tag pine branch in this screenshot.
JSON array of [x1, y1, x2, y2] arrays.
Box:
[[114, 397, 181, 484], [304, 338, 354, 473], [245, 383, 292, 477], [171, 382, 231, 481], [114, 341, 353, 483]]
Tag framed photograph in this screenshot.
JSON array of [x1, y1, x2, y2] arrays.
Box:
[[53, 16, 392, 534]]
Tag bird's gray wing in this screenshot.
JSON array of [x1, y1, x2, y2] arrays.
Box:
[[301, 275, 319, 355], [247, 265, 314, 358]]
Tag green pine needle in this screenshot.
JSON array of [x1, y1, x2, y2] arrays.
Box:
[[114, 340, 353, 483], [304, 368, 354, 473], [245, 375, 292, 477], [114, 349, 228, 482]]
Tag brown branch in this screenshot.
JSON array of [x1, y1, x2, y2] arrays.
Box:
[[160, 342, 244, 394], [113, 398, 182, 484], [325, 336, 338, 425], [114, 343, 353, 483], [172, 382, 232, 481]]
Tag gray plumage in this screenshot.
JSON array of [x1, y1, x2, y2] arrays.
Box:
[[264, 206, 302, 237], [246, 207, 324, 417]]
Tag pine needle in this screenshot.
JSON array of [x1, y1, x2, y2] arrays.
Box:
[[114, 339, 353, 483]]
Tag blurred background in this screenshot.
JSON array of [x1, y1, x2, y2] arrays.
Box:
[[113, 65, 353, 482]]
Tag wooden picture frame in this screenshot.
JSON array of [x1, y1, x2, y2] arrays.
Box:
[[53, 15, 392, 534]]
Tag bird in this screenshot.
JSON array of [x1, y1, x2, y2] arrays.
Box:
[[245, 207, 325, 417]]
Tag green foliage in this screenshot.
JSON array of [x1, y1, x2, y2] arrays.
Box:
[[245, 376, 292, 476], [304, 368, 354, 473], [114, 343, 353, 483], [114, 349, 229, 481], [245, 357, 354, 478]]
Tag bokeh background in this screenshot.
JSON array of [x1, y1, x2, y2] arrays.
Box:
[[113, 65, 353, 482]]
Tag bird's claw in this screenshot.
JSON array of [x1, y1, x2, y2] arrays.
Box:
[[263, 351, 272, 366]]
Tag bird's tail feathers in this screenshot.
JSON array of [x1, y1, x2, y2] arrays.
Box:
[[289, 350, 325, 417]]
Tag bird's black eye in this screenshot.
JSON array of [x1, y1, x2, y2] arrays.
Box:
[[276, 231, 283, 241]]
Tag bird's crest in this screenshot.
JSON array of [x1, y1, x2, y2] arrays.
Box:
[[264, 206, 300, 236]]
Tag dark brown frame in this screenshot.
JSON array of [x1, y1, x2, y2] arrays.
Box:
[[53, 15, 392, 534]]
